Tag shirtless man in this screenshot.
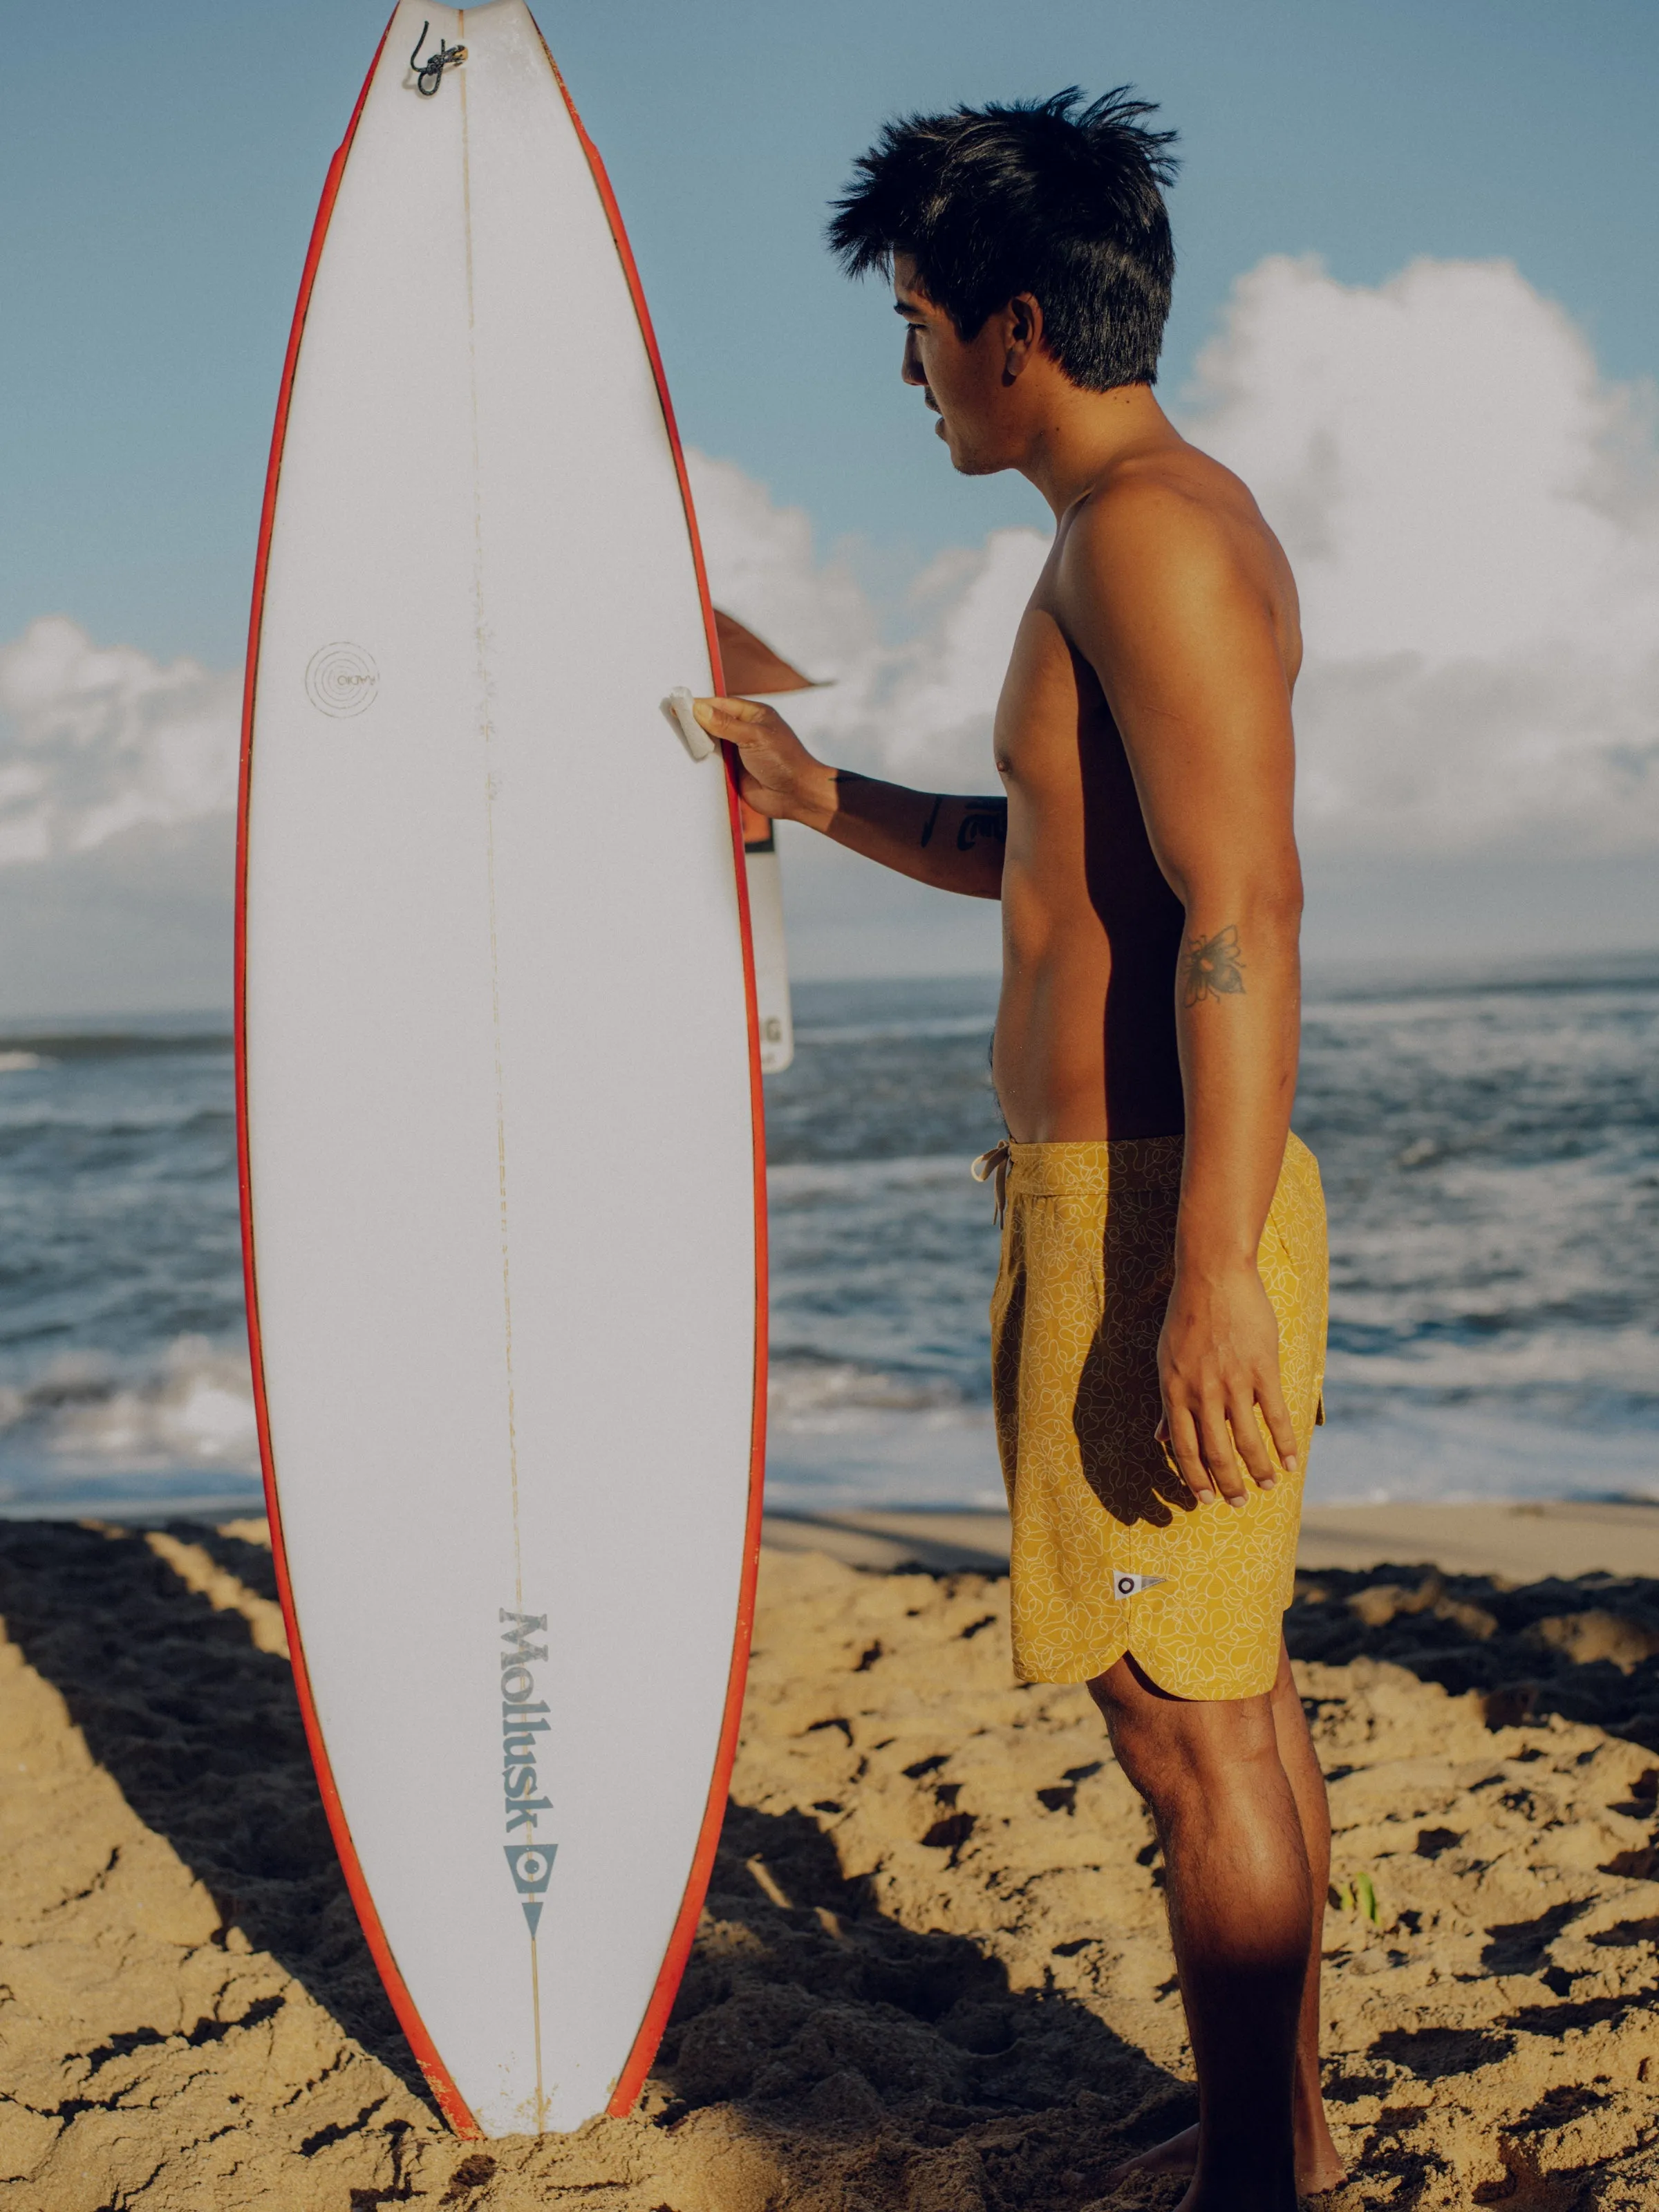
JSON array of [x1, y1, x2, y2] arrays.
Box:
[[694, 92, 1341, 2211]]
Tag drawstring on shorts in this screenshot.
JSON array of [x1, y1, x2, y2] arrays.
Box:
[[971, 1139, 1011, 1226]]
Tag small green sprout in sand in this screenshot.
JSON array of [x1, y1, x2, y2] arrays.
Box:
[[1329, 1872, 1381, 1924]]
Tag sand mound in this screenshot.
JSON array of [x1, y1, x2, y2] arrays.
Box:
[[1, 1523, 1657, 2208]]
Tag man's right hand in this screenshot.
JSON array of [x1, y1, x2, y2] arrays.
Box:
[[691, 697, 839, 833]]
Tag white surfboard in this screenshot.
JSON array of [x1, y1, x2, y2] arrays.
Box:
[[236, 1, 765, 2139], [744, 837, 794, 1074]]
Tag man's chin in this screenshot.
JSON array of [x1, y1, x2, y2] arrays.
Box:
[[934, 420, 1000, 478], [948, 447, 1001, 479]]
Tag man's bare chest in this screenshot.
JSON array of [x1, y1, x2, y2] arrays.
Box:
[[993, 599, 1122, 798]]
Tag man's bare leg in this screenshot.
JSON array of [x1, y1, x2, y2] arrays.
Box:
[[1268, 1644, 1346, 2189], [1085, 1648, 1309, 2211], [1098, 1640, 1345, 2197]]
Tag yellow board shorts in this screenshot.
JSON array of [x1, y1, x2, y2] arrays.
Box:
[[986, 1132, 1327, 1700]]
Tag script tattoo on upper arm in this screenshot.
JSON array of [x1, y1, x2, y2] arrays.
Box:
[[956, 800, 1008, 853], [1183, 924, 1246, 1006], [918, 796, 944, 849]]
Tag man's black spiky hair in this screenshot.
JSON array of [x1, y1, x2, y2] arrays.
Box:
[[827, 88, 1179, 391]]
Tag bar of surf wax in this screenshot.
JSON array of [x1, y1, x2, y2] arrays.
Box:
[[662, 687, 717, 762]]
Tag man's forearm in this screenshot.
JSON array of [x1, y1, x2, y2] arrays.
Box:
[[1172, 890, 1302, 1274], [825, 776, 1006, 899], [688, 696, 1005, 899]]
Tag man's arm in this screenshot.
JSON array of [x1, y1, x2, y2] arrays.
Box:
[[691, 694, 1005, 899], [1062, 482, 1303, 1505]]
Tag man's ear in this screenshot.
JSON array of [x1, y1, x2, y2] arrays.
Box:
[[1004, 294, 1044, 382]]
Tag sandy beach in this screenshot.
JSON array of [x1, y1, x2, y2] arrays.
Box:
[[3, 1507, 1659, 2209]]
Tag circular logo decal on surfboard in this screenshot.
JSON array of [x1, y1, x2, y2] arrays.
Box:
[[305, 642, 379, 718]]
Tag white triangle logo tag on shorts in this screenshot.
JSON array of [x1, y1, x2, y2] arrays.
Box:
[[1113, 1573, 1168, 1600]]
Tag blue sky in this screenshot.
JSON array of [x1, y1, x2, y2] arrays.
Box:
[[5, 0, 1657, 669], [1, 1, 1656, 1007]]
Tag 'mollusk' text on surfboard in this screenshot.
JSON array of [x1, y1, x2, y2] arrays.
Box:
[[500, 1610, 556, 1938]]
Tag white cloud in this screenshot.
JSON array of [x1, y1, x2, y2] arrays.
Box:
[[0, 619, 239, 1015], [695, 256, 1659, 863], [688, 451, 1048, 789], [689, 452, 881, 688], [1183, 256, 1659, 854], [0, 617, 240, 866], [4, 259, 1655, 1012]]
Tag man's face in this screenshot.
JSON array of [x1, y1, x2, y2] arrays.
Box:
[[892, 253, 1024, 477]]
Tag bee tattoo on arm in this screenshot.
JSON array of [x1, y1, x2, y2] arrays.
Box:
[[1183, 924, 1246, 1006]]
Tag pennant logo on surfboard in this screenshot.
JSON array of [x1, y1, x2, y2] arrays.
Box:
[[503, 1843, 559, 1938]]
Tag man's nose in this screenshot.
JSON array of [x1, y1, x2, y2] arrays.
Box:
[[901, 333, 926, 387]]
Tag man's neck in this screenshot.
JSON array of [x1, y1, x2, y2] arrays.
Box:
[[1018, 381, 1183, 518]]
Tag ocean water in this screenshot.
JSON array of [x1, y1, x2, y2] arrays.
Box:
[[1, 964, 1655, 1517]]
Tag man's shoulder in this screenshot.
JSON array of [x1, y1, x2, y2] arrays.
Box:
[[1067, 444, 1264, 568], [1056, 442, 1293, 643]]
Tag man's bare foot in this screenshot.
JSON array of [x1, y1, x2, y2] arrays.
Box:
[[1105, 2124, 1199, 2188], [1106, 2122, 1347, 2195]]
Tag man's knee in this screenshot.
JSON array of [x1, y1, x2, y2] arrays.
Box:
[[1088, 1652, 1280, 1815]]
